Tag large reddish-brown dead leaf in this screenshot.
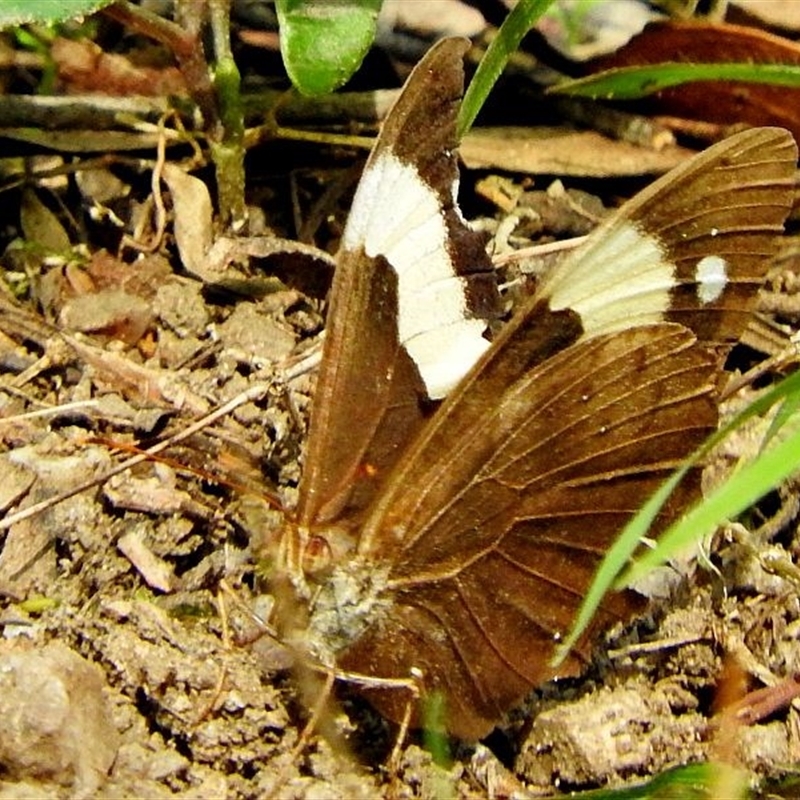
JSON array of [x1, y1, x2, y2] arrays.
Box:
[[588, 21, 800, 140]]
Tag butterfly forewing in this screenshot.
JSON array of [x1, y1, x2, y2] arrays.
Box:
[[296, 38, 500, 527], [539, 127, 797, 344]]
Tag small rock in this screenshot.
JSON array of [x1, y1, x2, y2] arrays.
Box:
[[517, 678, 705, 788], [0, 640, 119, 797]]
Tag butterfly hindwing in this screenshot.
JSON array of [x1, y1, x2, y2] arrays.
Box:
[[340, 324, 716, 737]]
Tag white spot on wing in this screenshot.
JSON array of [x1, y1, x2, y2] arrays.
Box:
[[343, 151, 487, 398], [695, 255, 727, 304], [543, 220, 675, 336]]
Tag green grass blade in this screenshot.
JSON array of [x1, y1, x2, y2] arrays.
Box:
[[566, 761, 748, 798], [458, 0, 555, 138], [550, 62, 800, 100]]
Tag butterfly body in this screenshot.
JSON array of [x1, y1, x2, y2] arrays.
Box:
[[272, 38, 797, 739]]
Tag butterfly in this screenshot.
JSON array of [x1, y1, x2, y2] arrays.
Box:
[[269, 37, 797, 740]]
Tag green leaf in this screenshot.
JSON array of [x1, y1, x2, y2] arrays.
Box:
[[0, 0, 114, 26], [568, 762, 748, 799], [550, 61, 800, 100], [276, 0, 381, 96]]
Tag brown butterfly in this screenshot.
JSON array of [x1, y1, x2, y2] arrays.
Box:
[[270, 37, 797, 740]]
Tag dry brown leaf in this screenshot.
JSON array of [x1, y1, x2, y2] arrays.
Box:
[[461, 126, 693, 176], [20, 189, 71, 253], [52, 37, 186, 97], [732, 0, 800, 33], [161, 163, 214, 278]]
